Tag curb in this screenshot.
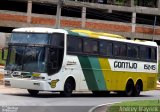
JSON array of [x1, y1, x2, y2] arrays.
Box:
[[0, 74, 4, 85], [156, 81, 160, 90], [156, 86, 160, 90], [0, 66, 4, 85], [88, 102, 121, 112]]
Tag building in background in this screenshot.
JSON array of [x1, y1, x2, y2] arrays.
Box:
[[0, 0, 160, 46]]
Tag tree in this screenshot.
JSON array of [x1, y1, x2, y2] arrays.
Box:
[[137, 0, 157, 7]]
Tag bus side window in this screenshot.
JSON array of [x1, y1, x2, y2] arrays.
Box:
[[140, 46, 147, 60], [127, 45, 139, 59], [114, 43, 126, 57], [83, 39, 98, 55], [119, 44, 127, 57], [113, 43, 120, 56], [67, 36, 82, 53], [146, 47, 152, 60], [151, 48, 157, 61], [99, 41, 112, 56]]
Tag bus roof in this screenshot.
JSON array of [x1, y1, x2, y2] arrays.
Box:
[[99, 36, 157, 46], [13, 27, 68, 34], [71, 29, 125, 39], [69, 29, 157, 47]]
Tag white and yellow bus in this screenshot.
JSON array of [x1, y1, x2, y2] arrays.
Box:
[[3, 27, 158, 97]]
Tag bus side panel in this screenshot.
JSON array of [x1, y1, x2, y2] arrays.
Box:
[[76, 55, 157, 92], [100, 58, 157, 91], [98, 58, 112, 90], [88, 57, 106, 90], [63, 55, 89, 91], [78, 56, 99, 90]]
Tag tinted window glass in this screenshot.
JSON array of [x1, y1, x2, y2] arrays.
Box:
[[140, 46, 147, 59], [83, 39, 98, 54], [67, 36, 82, 53], [114, 43, 126, 57], [146, 47, 152, 60], [114, 43, 119, 56], [120, 44, 127, 57], [100, 41, 112, 56], [51, 33, 64, 47], [151, 48, 157, 61], [127, 45, 139, 58]]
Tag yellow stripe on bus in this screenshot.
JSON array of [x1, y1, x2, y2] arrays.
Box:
[[71, 29, 124, 39], [98, 58, 111, 90]]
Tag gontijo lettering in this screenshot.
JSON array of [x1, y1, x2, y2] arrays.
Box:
[[114, 61, 137, 69]]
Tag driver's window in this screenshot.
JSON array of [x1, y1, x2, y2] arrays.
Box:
[[51, 33, 64, 47]]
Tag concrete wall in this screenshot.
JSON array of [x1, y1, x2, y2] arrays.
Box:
[[0, 33, 6, 48], [0, 0, 160, 41], [0, 10, 160, 40]]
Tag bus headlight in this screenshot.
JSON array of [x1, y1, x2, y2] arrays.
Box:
[[31, 73, 45, 80], [4, 70, 13, 78], [4, 74, 12, 78]]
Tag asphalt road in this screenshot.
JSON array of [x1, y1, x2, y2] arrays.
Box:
[[0, 85, 160, 112]]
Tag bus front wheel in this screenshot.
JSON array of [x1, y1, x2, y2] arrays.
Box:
[[60, 78, 75, 97], [27, 89, 39, 96]]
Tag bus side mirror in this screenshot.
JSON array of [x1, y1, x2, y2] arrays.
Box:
[[2, 47, 8, 60]]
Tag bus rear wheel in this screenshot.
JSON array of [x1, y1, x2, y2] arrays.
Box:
[[60, 78, 74, 97], [133, 81, 142, 97], [125, 80, 134, 97], [27, 89, 39, 96]]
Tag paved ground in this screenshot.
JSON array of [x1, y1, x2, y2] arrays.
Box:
[[0, 85, 160, 112]]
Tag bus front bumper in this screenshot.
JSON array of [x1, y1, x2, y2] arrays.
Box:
[[4, 78, 52, 91]]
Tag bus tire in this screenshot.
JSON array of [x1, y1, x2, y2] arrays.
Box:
[[125, 80, 134, 97], [60, 78, 75, 97], [27, 89, 39, 96], [133, 80, 142, 97]]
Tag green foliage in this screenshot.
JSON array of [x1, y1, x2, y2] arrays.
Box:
[[0, 50, 7, 65], [158, 63, 160, 80], [108, 100, 160, 112], [115, 0, 125, 5], [135, 0, 157, 7], [113, 0, 157, 7]]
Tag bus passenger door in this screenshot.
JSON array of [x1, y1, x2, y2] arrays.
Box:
[[47, 48, 64, 75]]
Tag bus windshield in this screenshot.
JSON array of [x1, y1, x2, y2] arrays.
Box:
[[5, 32, 65, 74], [6, 46, 46, 73]]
